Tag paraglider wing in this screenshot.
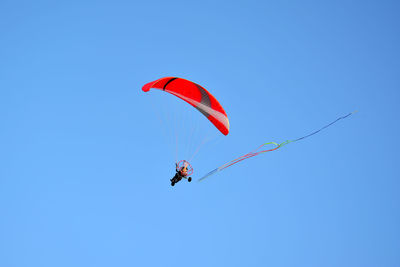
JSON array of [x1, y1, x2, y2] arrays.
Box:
[[142, 77, 230, 135]]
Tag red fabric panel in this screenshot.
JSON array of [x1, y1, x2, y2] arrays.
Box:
[[142, 77, 229, 135]]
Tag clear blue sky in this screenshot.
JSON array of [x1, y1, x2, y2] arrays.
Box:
[[1, 0, 399, 266]]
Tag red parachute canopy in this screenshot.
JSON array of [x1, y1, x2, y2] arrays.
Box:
[[142, 77, 230, 135]]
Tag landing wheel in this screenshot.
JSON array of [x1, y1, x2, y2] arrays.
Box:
[[188, 177, 192, 182]]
